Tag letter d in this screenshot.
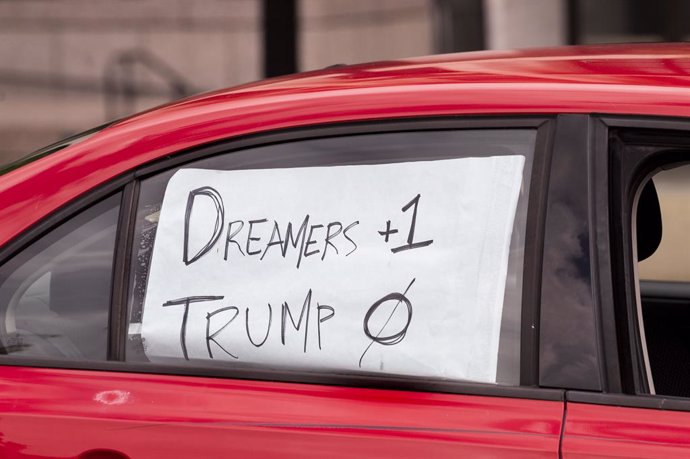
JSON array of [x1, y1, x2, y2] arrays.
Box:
[[183, 186, 224, 265]]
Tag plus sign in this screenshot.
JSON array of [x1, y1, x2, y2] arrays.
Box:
[[377, 220, 398, 243]]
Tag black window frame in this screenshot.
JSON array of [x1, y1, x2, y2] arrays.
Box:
[[538, 114, 607, 392], [0, 116, 562, 402], [568, 115, 690, 412]]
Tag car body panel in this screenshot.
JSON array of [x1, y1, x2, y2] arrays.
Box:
[[563, 402, 690, 458], [0, 366, 562, 458]]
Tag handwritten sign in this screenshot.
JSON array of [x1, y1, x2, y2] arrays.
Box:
[[141, 156, 525, 383]]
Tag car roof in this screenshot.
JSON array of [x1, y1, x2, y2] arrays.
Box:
[[204, 42, 690, 93], [4, 42, 690, 245]]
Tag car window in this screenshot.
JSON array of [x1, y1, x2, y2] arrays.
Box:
[[0, 194, 121, 360], [126, 129, 535, 385], [635, 163, 690, 396]]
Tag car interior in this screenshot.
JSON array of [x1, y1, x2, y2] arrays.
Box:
[[0, 196, 118, 360], [637, 163, 690, 397]]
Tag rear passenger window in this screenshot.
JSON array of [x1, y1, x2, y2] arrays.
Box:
[[635, 163, 690, 396], [127, 130, 535, 385], [0, 194, 121, 360]]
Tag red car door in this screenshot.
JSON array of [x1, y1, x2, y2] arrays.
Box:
[[563, 394, 690, 459], [0, 120, 565, 458], [0, 366, 564, 458]]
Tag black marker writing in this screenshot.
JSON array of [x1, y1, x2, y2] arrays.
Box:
[[281, 289, 312, 353], [358, 278, 415, 368], [322, 222, 342, 260], [246, 218, 268, 256], [261, 220, 285, 260], [185, 205, 358, 266], [343, 220, 359, 256], [195, 290, 335, 358], [163, 295, 224, 360], [183, 187, 224, 265], [377, 220, 397, 242], [245, 302, 273, 347], [206, 306, 239, 359], [317, 304, 335, 350], [224, 220, 244, 260], [304, 224, 324, 259], [391, 194, 433, 253], [284, 215, 309, 268]]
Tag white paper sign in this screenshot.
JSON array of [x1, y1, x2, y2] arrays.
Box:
[[141, 156, 525, 383]]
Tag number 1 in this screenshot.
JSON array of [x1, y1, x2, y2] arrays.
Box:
[[391, 194, 433, 253]]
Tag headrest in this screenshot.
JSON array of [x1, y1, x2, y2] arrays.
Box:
[[636, 179, 662, 262]]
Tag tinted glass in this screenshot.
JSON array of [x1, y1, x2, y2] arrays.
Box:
[[0, 194, 121, 360]]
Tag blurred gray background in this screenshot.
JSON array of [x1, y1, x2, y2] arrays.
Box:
[[1, 0, 688, 162]]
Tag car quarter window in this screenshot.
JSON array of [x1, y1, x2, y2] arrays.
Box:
[[126, 129, 536, 386], [0, 194, 121, 360]]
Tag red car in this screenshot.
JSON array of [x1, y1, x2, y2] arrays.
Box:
[[1, 43, 690, 458]]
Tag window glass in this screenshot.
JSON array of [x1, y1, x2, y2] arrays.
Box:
[[127, 130, 535, 385], [635, 163, 690, 396], [0, 194, 121, 360]]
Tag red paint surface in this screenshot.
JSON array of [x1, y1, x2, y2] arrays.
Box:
[[5, 44, 690, 245], [563, 402, 690, 458], [0, 367, 563, 458]]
